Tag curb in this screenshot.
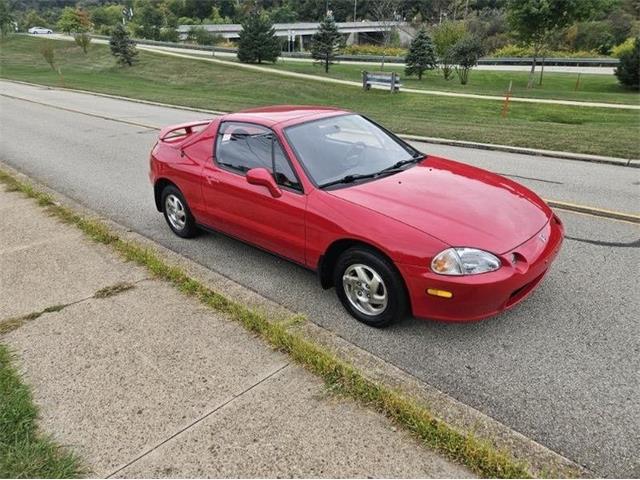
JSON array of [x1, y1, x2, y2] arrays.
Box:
[[0, 159, 589, 478], [400, 134, 639, 168], [2, 79, 636, 168]]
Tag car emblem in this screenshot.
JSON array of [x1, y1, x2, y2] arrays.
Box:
[[539, 232, 547, 243]]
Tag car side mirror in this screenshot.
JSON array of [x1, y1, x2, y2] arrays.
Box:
[[246, 168, 282, 198]]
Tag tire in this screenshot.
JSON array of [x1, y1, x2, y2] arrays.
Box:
[[161, 185, 198, 238], [333, 247, 407, 328]]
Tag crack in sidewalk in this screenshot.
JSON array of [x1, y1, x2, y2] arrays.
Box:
[[105, 362, 292, 479], [0, 278, 151, 335]]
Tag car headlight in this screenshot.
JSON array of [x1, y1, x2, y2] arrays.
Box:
[[431, 248, 501, 276]]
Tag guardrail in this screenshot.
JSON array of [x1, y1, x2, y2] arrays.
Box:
[[84, 34, 622, 67]]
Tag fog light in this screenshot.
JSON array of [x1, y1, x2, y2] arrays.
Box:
[[427, 288, 453, 299]]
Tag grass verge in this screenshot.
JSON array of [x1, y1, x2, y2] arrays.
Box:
[[0, 166, 581, 479], [1, 35, 638, 158], [247, 57, 640, 105], [0, 345, 82, 478]]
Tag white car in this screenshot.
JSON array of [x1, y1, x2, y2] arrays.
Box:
[[28, 27, 53, 34]]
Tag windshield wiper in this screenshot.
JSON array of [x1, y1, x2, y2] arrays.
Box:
[[319, 173, 379, 188], [376, 154, 425, 175], [319, 154, 425, 189]]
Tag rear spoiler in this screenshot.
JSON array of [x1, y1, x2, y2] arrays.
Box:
[[158, 120, 211, 141]]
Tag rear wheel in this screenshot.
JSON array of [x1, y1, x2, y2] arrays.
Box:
[[161, 185, 198, 238], [334, 247, 407, 328]]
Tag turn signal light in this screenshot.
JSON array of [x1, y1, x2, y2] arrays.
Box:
[[427, 288, 453, 299]]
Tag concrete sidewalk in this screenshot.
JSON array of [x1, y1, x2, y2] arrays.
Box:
[[0, 185, 473, 477]]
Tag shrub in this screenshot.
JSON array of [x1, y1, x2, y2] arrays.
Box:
[[342, 44, 406, 57], [614, 36, 639, 90], [40, 41, 56, 70], [74, 32, 91, 54], [187, 26, 221, 46], [612, 37, 635, 58], [492, 44, 601, 58]]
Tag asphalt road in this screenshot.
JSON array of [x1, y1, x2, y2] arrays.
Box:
[[1, 83, 639, 477]]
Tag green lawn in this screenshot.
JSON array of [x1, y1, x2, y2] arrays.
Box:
[[1, 35, 639, 158], [0, 344, 82, 478], [264, 58, 640, 105]]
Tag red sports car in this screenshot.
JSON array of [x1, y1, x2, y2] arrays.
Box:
[[149, 106, 564, 327]]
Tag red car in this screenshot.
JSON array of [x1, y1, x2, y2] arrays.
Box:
[[149, 106, 564, 327]]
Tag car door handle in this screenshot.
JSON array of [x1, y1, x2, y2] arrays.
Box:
[[205, 174, 219, 184]]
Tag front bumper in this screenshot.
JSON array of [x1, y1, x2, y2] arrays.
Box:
[[399, 215, 565, 322]]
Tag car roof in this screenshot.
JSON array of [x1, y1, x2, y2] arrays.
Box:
[[222, 105, 350, 128]]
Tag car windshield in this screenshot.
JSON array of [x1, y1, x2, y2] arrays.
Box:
[[284, 114, 422, 188]]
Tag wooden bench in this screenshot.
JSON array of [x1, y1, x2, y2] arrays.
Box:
[[362, 71, 402, 93]]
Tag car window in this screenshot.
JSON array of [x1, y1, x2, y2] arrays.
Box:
[[284, 114, 419, 187], [216, 122, 301, 191]]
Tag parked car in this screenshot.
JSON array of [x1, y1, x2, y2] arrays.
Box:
[[149, 106, 564, 327], [28, 26, 53, 34]]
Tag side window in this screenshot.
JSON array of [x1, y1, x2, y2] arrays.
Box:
[[216, 122, 301, 191]]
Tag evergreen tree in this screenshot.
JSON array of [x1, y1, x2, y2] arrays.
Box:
[[310, 14, 342, 73], [237, 14, 280, 64], [110, 24, 138, 67], [614, 36, 639, 90], [404, 28, 437, 80]]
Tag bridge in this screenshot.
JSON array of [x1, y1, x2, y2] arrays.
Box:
[[176, 20, 408, 45]]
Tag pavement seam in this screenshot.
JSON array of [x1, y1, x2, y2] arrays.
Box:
[[104, 362, 291, 479], [2, 79, 637, 166]]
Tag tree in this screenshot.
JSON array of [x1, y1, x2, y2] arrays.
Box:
[[23, 9, 48, 29], [310, 14, 342, 73], [451, 35, 483, 84], [74, 32, 92, 54], [614, 36, 639, 90], [0, 0, 14, 36], [237, 14, 280, 64], [110, 24, 138, 66], [404, 28, 437, 80], [134, 1, 164, 40], [432, 20, 466, 80], [506, 0, 597, 88], [371, 0, 400, 69], [56, 7, 91, 34]]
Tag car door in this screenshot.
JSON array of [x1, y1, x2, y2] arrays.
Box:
[[201, 121, 307, 264]]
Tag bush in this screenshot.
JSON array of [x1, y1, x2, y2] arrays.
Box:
[[612, 37, 635, 58], [492, 44, 602, 58], [186, 26, 221, 46], [342, 44, 406, 57], [73, 32, 91, 54], [614, 36, 639, 90]]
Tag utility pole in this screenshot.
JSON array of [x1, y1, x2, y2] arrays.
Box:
[[353, 0, 357, 22]]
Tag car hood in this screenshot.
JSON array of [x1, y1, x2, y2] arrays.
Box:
[[328, 156, 552, 254]]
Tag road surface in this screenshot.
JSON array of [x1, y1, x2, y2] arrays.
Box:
[[1, 81, 638, 477]]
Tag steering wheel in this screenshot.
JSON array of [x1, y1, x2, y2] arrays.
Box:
[[344, 141, 366, 168]]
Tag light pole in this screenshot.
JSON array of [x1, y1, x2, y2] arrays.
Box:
[[353, 0, 357, 22]]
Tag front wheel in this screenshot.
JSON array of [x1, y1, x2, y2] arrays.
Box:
[[161, 185, 198, 238], [334, 247, 408, 328]]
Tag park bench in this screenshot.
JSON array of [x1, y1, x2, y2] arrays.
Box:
[[362, 71, 402, 93]]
